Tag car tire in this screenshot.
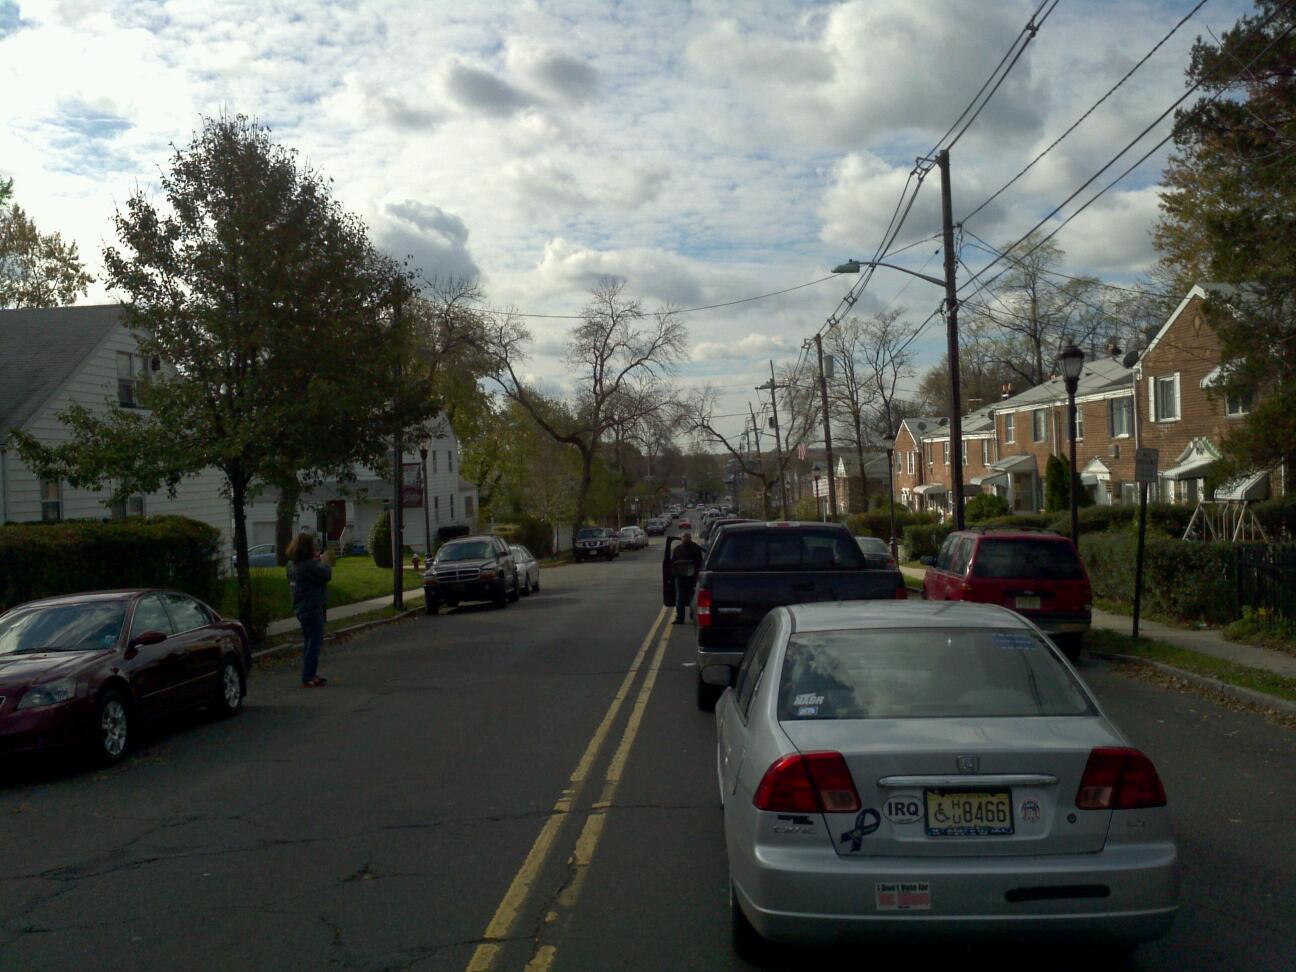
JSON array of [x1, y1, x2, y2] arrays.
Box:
[[532, 576, 540, 593], [520, 574, 531, 597], [493, 581, 508, 608], [424, 591, 439, 615], [730, 882, 763, 961], [213, 656, 244, 717], [696, 673, 721, 712], [508, 572, 521, 602], [1056, 633, 1083, 663], [92, 688, 132, 766]]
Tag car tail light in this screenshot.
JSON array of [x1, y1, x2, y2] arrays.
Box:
[[753, 752, 860, 814], [960, 581, 974, 597], [1076, 747, 1166, 810], [695, 587, 712, 628]]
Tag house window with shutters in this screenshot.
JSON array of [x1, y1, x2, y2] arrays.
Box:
[[1004, 413, 1015, 443], [110, 496, 146, 519], [40, 479, 62, 521], [116, 351, 150, 406], [1107, 396, 1133, 438], [1032, 409, 1047, 443], [1226, 392, 1251, 417], [981, 440, 991, 464], [1152, 374, 1180, 422]]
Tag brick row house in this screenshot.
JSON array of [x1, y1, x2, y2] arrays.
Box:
[[891, 284, 1284, 517]]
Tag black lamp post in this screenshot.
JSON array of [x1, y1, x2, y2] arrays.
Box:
[[882, 430, 898, 562], [419, 445, 431, 560], [1059, 344, 1086, 546]]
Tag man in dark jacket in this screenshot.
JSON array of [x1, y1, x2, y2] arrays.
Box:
[[671, 531, 704, 624]]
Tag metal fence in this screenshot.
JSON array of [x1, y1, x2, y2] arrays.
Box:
[[1234, 544, 1296, 635]]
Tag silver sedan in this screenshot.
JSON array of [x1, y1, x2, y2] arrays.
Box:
[[509, 544, 541, 595], [713, 600, 1177, 956]]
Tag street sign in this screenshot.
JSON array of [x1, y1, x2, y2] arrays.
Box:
[[1135, 447, 1159, 484]]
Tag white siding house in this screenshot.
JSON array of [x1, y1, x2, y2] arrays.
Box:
[[0, 305, 231, 549]]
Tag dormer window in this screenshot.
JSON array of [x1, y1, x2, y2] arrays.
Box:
[[116, 351, 151, 406]]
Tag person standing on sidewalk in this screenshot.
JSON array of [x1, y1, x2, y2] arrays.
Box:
[[286, 531, 332, 687], [671, 531, 704, 624]]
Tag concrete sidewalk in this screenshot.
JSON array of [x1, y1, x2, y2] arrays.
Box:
[[899, 565, 1296, 680], [265, 590, 417, 637]]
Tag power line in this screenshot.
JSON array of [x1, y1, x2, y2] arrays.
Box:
[[962, 0, 1212, 225], [961, 231, 1179, 299]]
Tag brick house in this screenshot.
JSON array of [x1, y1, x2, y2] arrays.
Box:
[[891, 416, 946, 513], [919, 406, 999, 517]]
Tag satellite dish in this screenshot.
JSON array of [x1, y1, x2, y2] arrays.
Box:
[[1122, 349, 1139, 368]]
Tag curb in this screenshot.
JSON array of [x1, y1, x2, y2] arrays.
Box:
[[252, 608, 422, 661], [1089, 650, 1296, 718]]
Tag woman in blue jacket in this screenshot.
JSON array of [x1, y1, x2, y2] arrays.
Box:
[[286, 531, 332, 687]]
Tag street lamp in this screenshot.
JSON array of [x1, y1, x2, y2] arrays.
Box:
[[881, 429, 898, 562], [419, 445, 431, 562], [1058, 343, 1086, 546], [811, 462, 825, 522]]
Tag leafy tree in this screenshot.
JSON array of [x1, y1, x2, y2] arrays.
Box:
[[964, 491, 1010, 523], [0, 193, 93, 308], [1043, 453, 1093, 513], [14, 115, 432, 631], [1153, 0, 1296, 476]]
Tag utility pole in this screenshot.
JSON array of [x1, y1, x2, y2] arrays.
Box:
[[747, 402, 770, 519], [391, 296, 405, 610], [758, 361, 789, 518], [812, 333, 838, 521], [936, 148, 966, 531]]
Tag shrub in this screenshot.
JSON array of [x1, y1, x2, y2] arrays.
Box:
[[0, 516, 222, 613], [845, 508, 938, 538], [1252, 494, 1296, 539], [964, 492, 1010, 523], [495, 517, 554, 558], [1079, 532, 1237, 624], [1060, 502, 1194, 538], [369, 512, 392, 568], [978, 513, 1058, 531], [901, 521, 955, 562]]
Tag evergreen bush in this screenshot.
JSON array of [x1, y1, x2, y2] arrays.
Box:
[[964, 492, 1010, 522], [369, 511, 392, 568]]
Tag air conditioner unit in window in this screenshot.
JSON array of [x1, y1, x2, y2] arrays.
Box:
[[1109, 443, 1120, 459]]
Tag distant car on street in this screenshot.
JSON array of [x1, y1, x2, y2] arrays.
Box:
[[920, 529, 1092, 660], [0, 590, 251, 764], [509, 544, 541, 595], [617, 526, 647, 550], [854, 535, 897, 570], [231, 543, 278, 570], [574, 527, 620, 562], [716, 600, 1177, 958], [422, 536, 520, 613], [644, 518, 668, 536]]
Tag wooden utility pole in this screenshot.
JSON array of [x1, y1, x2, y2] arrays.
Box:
[[937, 149, 966, 530], [391, 297, 405, 610], [758, 361, 789, 519], [813, 333, 838, 521], [748, 402, 770, 520]]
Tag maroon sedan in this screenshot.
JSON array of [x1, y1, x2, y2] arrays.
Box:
[[0, 590, 251, 765]]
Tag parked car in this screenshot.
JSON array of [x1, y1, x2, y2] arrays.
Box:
[[509, 544, 541, 595], [669, 521, 906, 710], [854, 535, 897, 570], [701, 516, 754, 552], [715, 600, 1176, 958], [574, 527, 620, 562], [0, 590, 251, 764], [920, 529, 1092, 660], [644, 518, 668, 536], [230, 543, 278, 569], [617, 526, 647, 550], [422, 536, 520, 613], [676, 519, 691, 532]]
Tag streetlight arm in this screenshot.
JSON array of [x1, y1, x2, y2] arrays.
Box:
[[833, 260, 948, 289]]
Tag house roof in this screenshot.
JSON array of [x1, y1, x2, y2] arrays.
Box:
[[898, 416, 948, 442], [0, 305, 124, 435], [992, 354, 1133, 413]]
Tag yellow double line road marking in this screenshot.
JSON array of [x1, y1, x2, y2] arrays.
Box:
[[466, 607, 669, 972]]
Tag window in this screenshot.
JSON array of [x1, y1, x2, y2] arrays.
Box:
[[433, 495, 440, 524], [942, 442, 949, 466], [896, 453, 902, 473], [926, 445, 933, 469], [40, 479, 62, 522], [1074, 407, 1084, 441], [734, 617, 777, 719], [1107, 396, 1133, 438], [448, 450, 454, 473], [1226, 393, 1251, 416], [971, 539, 1085, 580], [431, 451, 438, 474], [709, 530, 865, 571], [1004, 413, 1015, 443], [935, 534, 959, 572], [116, 351, 151, 407], [1120, 482, 1137, 505], [464, 495, 475, 517], [907, 452, 915, 476], [1152, 374, 1180, 421], [950, 537, 975, 575], [981, 440, 990, 464], [130, 595, 175, 639], [110, 495, 145, 519], [1032, 409, 1047, 443], [450, 494, 455, 518], [162, 593, 210, 632]]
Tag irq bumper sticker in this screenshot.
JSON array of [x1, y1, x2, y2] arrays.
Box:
[[876, 881, 931, 912]]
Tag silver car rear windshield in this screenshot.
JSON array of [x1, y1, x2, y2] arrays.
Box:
[[776, 627, 1094, 721]]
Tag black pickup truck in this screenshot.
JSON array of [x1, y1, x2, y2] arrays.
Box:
[[664, 522, 907, 710]]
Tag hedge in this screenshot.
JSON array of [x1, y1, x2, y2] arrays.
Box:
[[901, 522, 955, 561], [965, 492, 1011, 522], [1252, 494, 1296, 539], [1079, 532, 1237, 625], [845, 509, 938, 539], [0, 516, 222, 613], [978, 513, 1058, 531]]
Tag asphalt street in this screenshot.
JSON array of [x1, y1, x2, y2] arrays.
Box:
[[1, 542, 1293, 971]]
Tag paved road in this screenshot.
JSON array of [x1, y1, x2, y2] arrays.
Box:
[[1, 545, 1292, 971]]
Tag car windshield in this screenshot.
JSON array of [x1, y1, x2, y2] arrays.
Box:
[[0, 603, 127, 655], [856, 537, 889, 555], [576, 528, 607, 539], [776, 626, 1094, 721], [437, 541, 493, 562], [709, 531, 867, 571], [972, 539, 1084, 580]]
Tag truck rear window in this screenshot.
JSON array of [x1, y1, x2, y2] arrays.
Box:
[[708, 531, 866, 571], [971, 539, 1084, 580]]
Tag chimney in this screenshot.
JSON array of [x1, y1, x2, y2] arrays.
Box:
[[1106, 337, 1122, 358], [1000, 382, 1013, 400]]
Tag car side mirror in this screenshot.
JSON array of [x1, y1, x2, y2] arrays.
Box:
[[919, 555, 936, 567], [129, 629, 168, 649]]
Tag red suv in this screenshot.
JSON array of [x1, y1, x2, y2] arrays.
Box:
[[920, 529, 1092, 660]]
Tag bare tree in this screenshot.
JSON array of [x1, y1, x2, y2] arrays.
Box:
[[676, 387, 776, 516], [484, 279, 686, 527]]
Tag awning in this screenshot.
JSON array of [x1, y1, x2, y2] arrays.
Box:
[[1161, 456, 1217, 481], [972, 470, 1008, 487], [990, 453, 1037, 474], [1199, 365, 1222, 389], [913, 483, 946, 496], [1215, 470, 1269, 501]]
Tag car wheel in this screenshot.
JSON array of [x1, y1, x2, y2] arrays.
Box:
[[532, 576, 540, 593], [730, 881, 763, 960], [508, 572, 521, 602], [520, 574, 531, 597], [214, 656, 244, 717], [424, 591, 439, 615], [493, 581, 508, 608], [1056, 633, 1083, 663], [92, 688, 131, 765], [696, 672, 721, 712]]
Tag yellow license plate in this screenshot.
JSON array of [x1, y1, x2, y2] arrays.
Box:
[[924, 789, 1013, 837]]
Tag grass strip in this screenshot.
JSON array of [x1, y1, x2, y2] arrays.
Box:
[[1085, 628, 1296, 704], [217, 556, 422, 622]]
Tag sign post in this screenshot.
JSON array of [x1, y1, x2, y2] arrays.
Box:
[[1132, 448, 1159, 640]]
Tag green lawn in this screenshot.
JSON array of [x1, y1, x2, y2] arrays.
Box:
[[218, 555, 422, 624], [1084, 628, 1296, 704]]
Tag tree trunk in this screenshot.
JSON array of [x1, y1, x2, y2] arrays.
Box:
[[573, 446, 594, 527], [853, 414, 868, 511], [274, 479, 300, 566], [229, 465, 255, 638]]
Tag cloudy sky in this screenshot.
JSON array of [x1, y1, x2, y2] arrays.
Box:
[[0, 0, 1250, 442]]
